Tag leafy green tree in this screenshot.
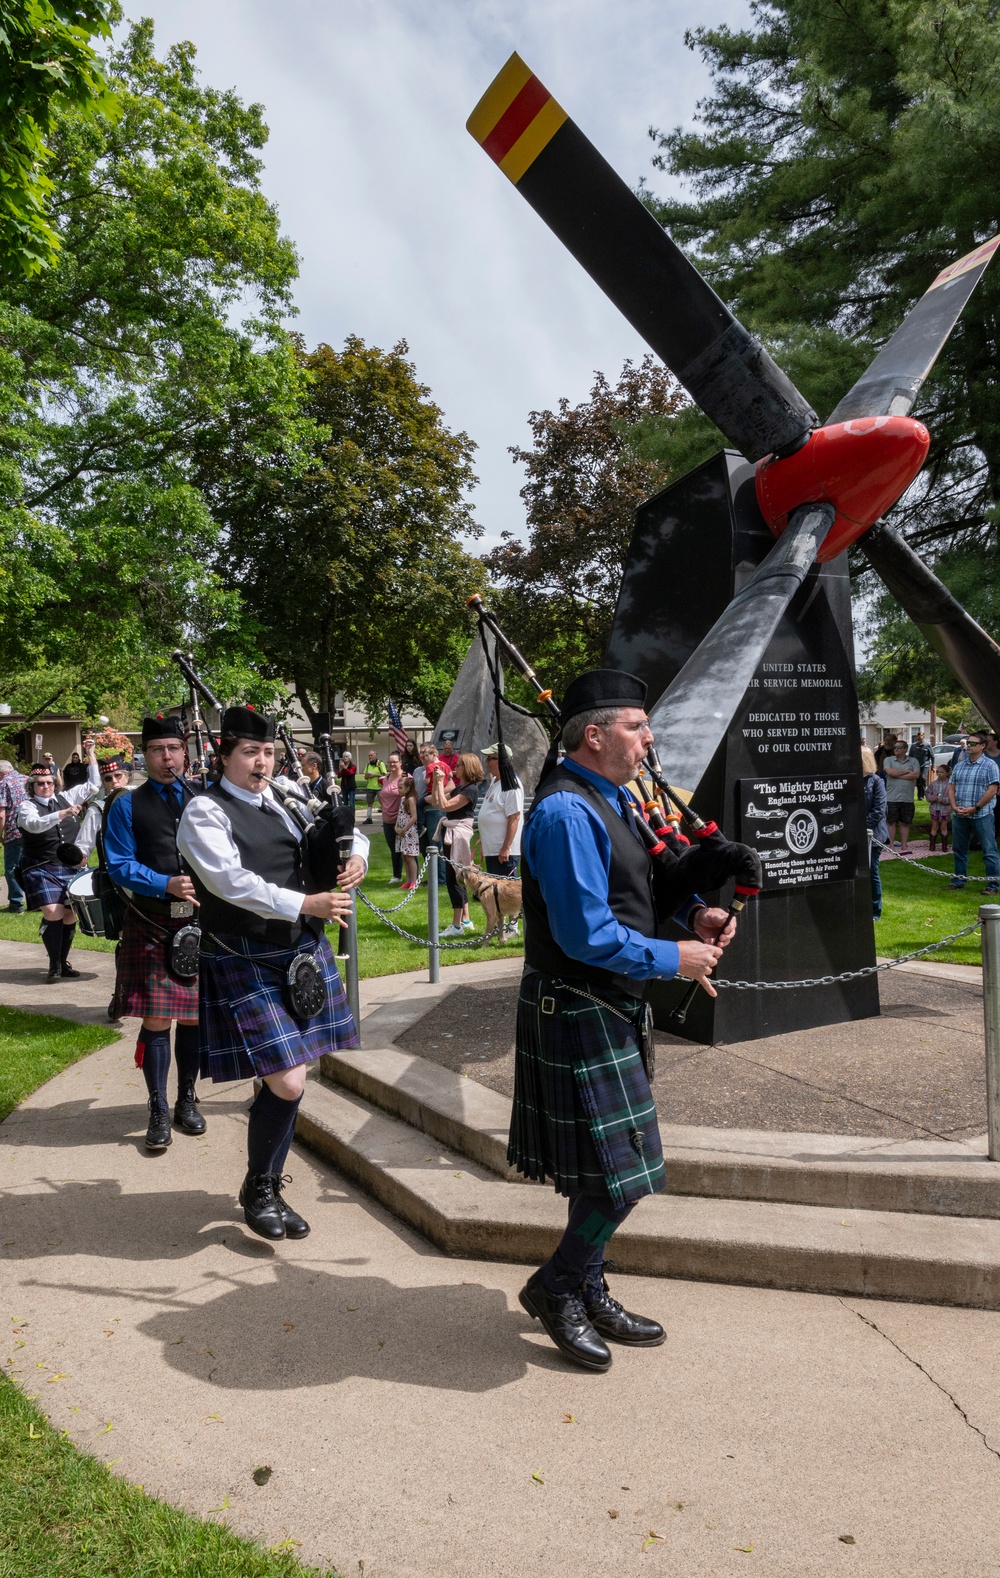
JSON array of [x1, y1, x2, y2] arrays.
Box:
[[0, 0, 118, 280], [638, 0, 1000, 696], [484, 356, 684, 697], [217, 336, 483, 724], [0, 20, 312, 711]]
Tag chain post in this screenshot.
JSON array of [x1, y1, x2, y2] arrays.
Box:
[[980, 904, 1000, 1161], [427, 843, 440, 983]]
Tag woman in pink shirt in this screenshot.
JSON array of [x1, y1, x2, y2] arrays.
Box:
[[378, 753, 404, 884]]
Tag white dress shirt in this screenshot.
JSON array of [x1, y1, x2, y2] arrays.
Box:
[[17, 761, 101, 839], [176, 775, 370, 922]]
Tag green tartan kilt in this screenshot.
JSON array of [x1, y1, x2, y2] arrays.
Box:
[[508, 971, 666, 1208]]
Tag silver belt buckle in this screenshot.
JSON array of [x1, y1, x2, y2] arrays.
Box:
[[169, 900, 195, 918]]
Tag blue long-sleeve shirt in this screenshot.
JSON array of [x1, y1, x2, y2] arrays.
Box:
[[103, 782, 188, 899], [522, 758, 704, 982]]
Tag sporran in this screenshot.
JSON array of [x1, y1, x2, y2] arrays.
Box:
[[170, 923, 201, 981]]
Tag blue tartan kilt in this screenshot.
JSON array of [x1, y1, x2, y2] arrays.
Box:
[[198, 928, 358, 1084], [508, 971, 666, 1208], [21, 860, 80, 910]]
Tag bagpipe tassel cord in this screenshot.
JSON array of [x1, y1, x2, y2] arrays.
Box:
[[173, 1021, 201, 1087], [40, 918, 63, 972], [478, 622, 521, 792]]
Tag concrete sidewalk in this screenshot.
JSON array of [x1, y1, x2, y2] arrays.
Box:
[[3, 943, 1000, 1573]]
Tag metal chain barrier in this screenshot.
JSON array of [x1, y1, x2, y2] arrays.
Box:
[[357, 849, 511, 950], [873, 838, 998, 885], [709, 919, 983, 991], [371, 848, 433, 912]]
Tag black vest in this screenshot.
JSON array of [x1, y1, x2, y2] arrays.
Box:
[[20, 793, 80, 871], [521, 765, 657, 994], [192, 783, 306, 946], [129, 780, 185, 878]]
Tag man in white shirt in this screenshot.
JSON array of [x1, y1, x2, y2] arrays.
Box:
[[177, 706, 368, 1242]]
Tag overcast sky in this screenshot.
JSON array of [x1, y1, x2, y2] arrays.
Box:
[[129, 0, 751, 551]]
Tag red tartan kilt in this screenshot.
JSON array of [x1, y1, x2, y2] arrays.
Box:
[[116, 910, 199, 1020]]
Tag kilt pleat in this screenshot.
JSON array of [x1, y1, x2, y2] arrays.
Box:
[[115, 910, 199, 1020], [22, 861, 80, 910], [508, 972, 665, 1207], [198, 930, 358, 1084]]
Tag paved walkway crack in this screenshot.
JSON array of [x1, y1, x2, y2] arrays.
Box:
[[841, 1299, 1000, 1466]]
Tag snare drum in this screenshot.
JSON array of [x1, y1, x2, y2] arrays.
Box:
[[67, 869, 105, 937]]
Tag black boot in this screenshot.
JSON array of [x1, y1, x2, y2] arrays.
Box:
[[239, 1172, 285, 1240], [145, 1092, 173, 1151], [271, 1173, 310, 1239], [518, 1269, 612, 1372], [584, 1275, 666, 1347], [60, 922, 80, 978], [173, 1082, 206, 1136]]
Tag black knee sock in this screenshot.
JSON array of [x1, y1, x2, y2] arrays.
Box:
[[60, 922, 76, 966], [41, 919, 64, 971], [539, 1192, 635, 1295], [173, 1022, 201, 1089], [247, 1084, 301, 1177], [272, 1094, 303, 1175], [137, 1028, 171, 1102]]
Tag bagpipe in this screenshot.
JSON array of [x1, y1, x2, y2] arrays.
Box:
[[169, 653, 356, 894], [466, 594, 762, 1018]]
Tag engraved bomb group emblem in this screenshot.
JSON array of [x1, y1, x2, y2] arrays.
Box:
[[784, 809, 819, 854]]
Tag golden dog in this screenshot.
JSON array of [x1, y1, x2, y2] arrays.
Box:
[[460, 862, 522, 942]]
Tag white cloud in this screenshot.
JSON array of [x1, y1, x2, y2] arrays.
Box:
[[127, 0, 752, 549]]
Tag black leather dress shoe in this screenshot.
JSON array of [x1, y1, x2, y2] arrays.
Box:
[[518, 1270, 612, 1372], [584, 1278, 666, 1346], [144, 1093, 172, 1151], [239, 1172, 285, 1240], [46, 967, 62, 984], [173, 1083, 206, 1136], [271, 1174, 310, 1239], [60, 963, 82, 979]]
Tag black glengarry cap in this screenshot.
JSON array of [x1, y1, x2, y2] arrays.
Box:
[[560, 669, 647, 722], [221, 705, 275, 743]]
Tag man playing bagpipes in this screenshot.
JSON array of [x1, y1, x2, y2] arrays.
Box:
[[102, 716, 206, 1153], [177, 706, 369, 1242], [511, 669, 749, 1372], [16, 742, 101, 982]]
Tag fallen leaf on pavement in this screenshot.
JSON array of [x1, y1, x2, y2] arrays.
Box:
[[609, 1510, 619, 1519], [839, 1535, 856, 1545], [531, 1470, 545, 1484], [734, 1543, 754, 1553], [253, 1466, 272, 1486], [642, 1531, 665, 1551], [210, 1496, 230, 1512], [562, 1413, 576, 1424], [98, 1422, 113, 1434]]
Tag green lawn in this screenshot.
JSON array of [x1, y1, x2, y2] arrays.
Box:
[[876, 851, 989, 965], [0, 1375, 337, 1577], [0, 1004, 120, 1122], [0, 822, 523, 978]]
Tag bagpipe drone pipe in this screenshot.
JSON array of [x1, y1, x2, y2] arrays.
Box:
[[169, 653, 356, 895], [465, 595, 762, 1004]]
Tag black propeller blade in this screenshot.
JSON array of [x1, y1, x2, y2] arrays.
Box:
[[828, 237, 999, 424], [467, 53, 817, 461], [645, 503, 836, 790], [860, 521, 1000, 727]]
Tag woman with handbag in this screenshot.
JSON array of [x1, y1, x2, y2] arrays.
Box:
[[430, 753, 485, 936], [177, 707, 369, 1242]]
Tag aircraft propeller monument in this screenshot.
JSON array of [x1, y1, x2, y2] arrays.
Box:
[[467, 54, 1000, 1042]]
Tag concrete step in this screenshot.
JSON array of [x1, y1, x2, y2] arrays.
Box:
[[295, 1072, 1000, 1308], [321, 1046, 1000, 1219]]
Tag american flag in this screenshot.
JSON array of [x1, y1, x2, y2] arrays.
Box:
[[386, 699, 409, 754]]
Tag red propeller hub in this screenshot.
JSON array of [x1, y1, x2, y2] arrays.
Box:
[[755, 415, 930, 562]]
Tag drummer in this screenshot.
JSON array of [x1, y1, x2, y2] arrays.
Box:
[[102, 716, 205, 1154], [17, 741, 100, 982]]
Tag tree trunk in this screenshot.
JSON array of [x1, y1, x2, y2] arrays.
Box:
[[294, 676, 317, 728]]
